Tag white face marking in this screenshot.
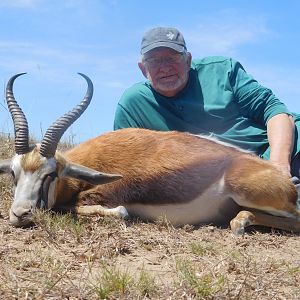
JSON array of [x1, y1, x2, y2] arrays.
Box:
[[11, 154, 22, 182], [9, 154, 57, 226]]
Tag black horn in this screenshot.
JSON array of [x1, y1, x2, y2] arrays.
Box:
[[6, 73, 30, 155], [39, 73, 93, 158]]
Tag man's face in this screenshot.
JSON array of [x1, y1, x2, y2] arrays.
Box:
[[139, 47, 192, 97]]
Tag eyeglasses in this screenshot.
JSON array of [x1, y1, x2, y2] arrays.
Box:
[[144, 53, 184, 68]]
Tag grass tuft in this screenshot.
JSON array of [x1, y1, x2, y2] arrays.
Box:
[[91, 262, 133, 299], [176, 258, 224, 298], [136, 268, 158, 297]]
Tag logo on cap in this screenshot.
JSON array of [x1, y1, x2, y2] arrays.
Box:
[[166, 32, 175, 40]]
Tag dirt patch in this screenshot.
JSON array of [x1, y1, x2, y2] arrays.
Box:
[[1, 201, 300, 299]]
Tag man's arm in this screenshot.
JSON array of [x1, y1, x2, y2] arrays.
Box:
[[230, 59, 291, 125], [267, 113, 295, 177]]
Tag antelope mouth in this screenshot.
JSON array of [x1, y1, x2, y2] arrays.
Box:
[[9, 208, 34, 227]]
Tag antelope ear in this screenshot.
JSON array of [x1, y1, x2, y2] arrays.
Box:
[[0, 159, 12, 174], [62, 163, 123, 185]]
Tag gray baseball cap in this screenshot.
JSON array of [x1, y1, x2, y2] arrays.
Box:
[[141, 27, 187, 55]]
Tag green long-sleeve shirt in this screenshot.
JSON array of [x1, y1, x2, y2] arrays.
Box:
[[114, 56, 300, 160]]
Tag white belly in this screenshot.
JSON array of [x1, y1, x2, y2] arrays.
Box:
[[125, 179, 240, 225]]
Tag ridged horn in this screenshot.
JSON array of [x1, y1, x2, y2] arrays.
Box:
[[6, 73, 30, 155], [39, 73, 93, 158]]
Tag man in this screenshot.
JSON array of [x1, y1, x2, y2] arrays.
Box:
[[114, 26, 300, 178]]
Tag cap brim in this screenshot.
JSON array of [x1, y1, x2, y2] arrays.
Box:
[[141, 42, 185, 55]]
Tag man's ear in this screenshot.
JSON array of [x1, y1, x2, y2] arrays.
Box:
[[138, 62, 148, 78], [186, 52, 192, 68]]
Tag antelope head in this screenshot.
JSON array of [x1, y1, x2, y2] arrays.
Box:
[[0, 73, 122, 227]]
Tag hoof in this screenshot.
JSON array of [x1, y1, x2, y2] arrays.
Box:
[[114, 206, 129, 219], [231, 227, 245, 236]]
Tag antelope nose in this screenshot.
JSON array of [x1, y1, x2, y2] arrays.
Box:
[[9, 206, 33, 227]]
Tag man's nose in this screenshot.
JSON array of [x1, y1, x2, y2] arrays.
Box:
[[159, 59, 173, 69]]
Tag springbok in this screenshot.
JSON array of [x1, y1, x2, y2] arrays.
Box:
[[0, 73, 300, 235]]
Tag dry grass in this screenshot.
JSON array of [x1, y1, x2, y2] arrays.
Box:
[[1, 135, 300, 299]]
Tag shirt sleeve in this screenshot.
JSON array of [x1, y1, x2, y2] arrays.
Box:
[[113, 103, 140, 130], [229, 58, 291, 125]]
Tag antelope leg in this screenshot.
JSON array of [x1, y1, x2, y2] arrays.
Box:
[[75, 205, 129, 218], [230, 210, 300, 235]]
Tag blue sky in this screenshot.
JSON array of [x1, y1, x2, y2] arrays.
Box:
[[0, 0, 300, 143]]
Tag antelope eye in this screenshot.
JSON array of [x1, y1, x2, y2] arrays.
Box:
[[48, 172, 58, 178], [41, 171, 58, 186], [43, 172, 58, 182]]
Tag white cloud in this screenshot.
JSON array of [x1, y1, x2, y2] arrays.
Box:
[[0, 38, 138, 99], [0, 39, 136, 76], [183, 11, 271, 56]]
